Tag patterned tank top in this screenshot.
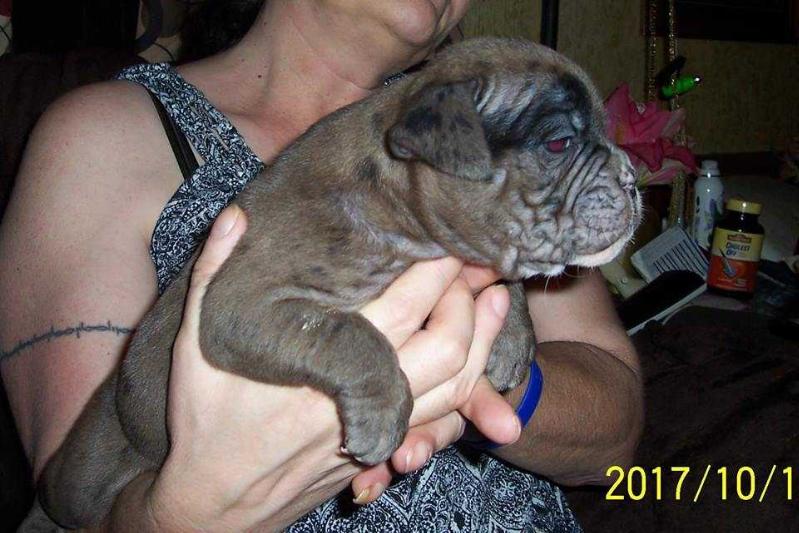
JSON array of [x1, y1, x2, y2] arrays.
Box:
[[117, 63, 581, 533]]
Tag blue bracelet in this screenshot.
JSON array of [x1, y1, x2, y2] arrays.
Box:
[[462, 359, 544, 450]]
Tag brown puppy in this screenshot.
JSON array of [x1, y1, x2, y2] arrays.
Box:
[[35, 38, 640, 529]]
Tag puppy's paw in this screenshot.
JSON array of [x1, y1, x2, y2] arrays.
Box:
[[486, 340, 534, 391], [339, 379, 412, 465], [486, 281, 536, 391]]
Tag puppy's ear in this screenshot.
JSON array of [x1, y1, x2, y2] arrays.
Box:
[[388, 81, 491, 181]]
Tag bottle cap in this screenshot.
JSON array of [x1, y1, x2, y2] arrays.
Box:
[[700, 160, 720, 176], [726, 198, 762, 215]]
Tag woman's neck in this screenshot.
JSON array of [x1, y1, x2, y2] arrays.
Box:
[[177, 1, 412, 157]]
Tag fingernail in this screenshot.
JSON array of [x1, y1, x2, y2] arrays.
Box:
[[353, 487, 370, 505], [510, 414, 522, 443], [210, 206, 240, 239], [369, 483, 385, 502], [412, 442, 431, 470], [353, 483, 384, 505], [490, 286, 509, 317], [404, 449, 414, 472]]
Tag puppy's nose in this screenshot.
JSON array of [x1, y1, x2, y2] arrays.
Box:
[[620, 165, 637, 197], [611, 146, 637, 195]]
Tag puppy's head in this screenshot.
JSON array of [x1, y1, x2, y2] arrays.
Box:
[[388, 38, 641, 278]]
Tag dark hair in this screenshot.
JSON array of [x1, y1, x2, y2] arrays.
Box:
[[179, 0, 265, 63]]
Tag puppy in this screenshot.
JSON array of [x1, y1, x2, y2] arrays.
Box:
[[36, 38, 640, 529]]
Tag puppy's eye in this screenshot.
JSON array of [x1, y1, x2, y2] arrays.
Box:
[[545, 137, 572, 153]]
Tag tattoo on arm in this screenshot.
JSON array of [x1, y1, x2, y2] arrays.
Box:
[[0, 321, 136, 362]]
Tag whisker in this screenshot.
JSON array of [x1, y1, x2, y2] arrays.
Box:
[[562, 266, 590, 279]]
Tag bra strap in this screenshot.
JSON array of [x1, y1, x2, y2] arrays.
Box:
[[146, 90, 199, 180]]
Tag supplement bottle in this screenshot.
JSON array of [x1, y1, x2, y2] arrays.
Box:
[[707, 199, 765, 298]]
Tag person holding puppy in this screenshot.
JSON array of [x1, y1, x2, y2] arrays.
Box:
[[0, 1, 643, 531]]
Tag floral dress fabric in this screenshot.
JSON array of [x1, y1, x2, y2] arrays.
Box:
[[117, 62, 582, 533], [119, 63, 263, 294]]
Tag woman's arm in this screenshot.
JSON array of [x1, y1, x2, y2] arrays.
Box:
[[493, 269, 644, 485], [0, 82, 180, 476]]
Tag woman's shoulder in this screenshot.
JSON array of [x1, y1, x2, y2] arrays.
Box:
[[38, 77, 157, 140], [16, 78, 185, 236], [32, 78, 173, 176]]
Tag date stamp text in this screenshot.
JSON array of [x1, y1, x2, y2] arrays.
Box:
[[606, 466, 795, 502]]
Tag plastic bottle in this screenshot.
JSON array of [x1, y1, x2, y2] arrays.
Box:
[[707, 199, 765, 299], [692, 160, 724, 251]]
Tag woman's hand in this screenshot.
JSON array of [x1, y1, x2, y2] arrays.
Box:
[[351, 265, 523, 504], [126, 206, 518, 532]]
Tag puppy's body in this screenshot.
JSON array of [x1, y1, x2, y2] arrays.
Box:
[[35, 38, 640, 529]]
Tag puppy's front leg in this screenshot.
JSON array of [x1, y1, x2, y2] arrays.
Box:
[[199, 297, 412, 465], [485, 282, 536, 391]]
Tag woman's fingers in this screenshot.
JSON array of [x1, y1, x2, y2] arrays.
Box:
[[350, 411, 466, 505], [351, 266, 508, 506], [408, 284, 510, 427], [395, 278, 475, 396], [391, 412, 466, 473], [360, 257, 463, 348], [350, 283, 519, 507], [178, 205, 247, 342], [350, 462, 392, 505], [459, 264, 502, 294], [457, 284, 510, 382], [460, 375, 521, 446]]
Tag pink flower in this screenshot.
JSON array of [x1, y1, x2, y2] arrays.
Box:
[[604, 83, 696, 186]]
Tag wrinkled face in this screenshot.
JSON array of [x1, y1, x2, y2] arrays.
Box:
[[389, 39, 642, 278], [482, 70, 641, 277]]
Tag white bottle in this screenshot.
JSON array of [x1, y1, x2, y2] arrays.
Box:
[[692, 160, 724, 251]]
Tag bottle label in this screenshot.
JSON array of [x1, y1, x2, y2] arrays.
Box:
[[692, 195, 723, 250], [707, 228, 764, 292]]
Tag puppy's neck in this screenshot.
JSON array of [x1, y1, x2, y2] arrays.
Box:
[[339, 185, 447, 261]]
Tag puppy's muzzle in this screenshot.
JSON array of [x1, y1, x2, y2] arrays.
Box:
[[572, 145, 640, 254]]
